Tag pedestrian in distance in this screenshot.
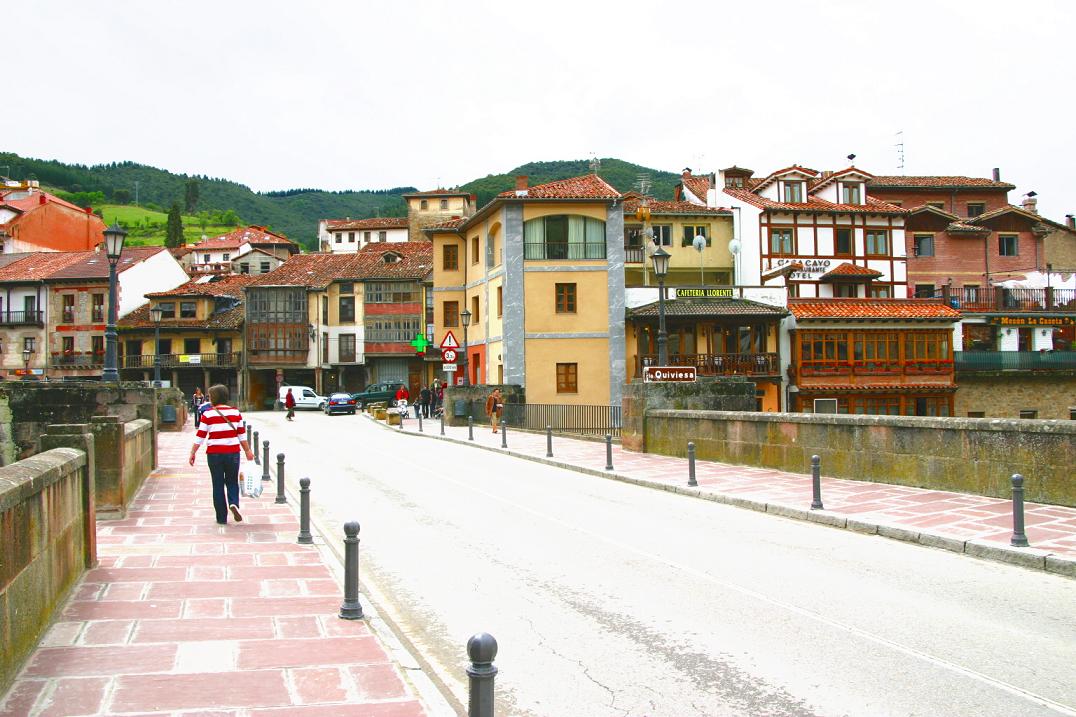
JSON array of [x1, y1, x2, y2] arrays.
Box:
[[189, 384, 255, 525], [395, 383, 410, 419], [284, 388, 296, 421], [486, 387, 504, 433], [192, 387, 204, 428], [420, 385, 432, 418]]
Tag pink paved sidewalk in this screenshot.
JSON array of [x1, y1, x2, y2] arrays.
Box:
[[1, 428, 428, 717], [392, 412, 1076, 571]]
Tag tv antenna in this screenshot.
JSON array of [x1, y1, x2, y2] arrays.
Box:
[[895, 131, 905, 174], [589, 155, 601, 175], [635, 173, 651, 197]]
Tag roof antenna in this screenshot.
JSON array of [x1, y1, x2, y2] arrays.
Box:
[[589, 155, 601, 175], [894, 130, 905, 174]]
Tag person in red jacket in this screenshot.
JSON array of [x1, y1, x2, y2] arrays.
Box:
[[394, 384, 409, 418], [284, 388, 296, 421]]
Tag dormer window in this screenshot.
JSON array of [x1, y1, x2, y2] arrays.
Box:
[[841, 184, 862, 204], [383, 252, 401, 264], [782, 181, 804, 203], [725, 176, 744, 188]]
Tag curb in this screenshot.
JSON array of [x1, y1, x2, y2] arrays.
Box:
[[367, 413, 1076, 580]]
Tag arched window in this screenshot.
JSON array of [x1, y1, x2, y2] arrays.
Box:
[[523, 215, 606, 260]]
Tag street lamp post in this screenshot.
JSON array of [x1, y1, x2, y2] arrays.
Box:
[[460, 308, 472, 387], [150, 306, 163, 387], [22, 347, 32, 379], [652, 247, 670, 366], [102, 224, 127, 382]]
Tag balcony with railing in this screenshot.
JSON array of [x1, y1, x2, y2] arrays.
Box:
[[634, 352, 780, 377], [120, 352, 242, 369], [955, 351, 1076, 371], [625, 246, 644, 263], [50, 351, 104, 368], [943, 287, 1076, 313], [1, 310, 44, 326]]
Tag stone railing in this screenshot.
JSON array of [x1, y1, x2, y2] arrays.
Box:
[[123, 419, 154, 505], [640, 409, 1076, 507], [0, 443, 94, 695], [80, 417, 155, 519]]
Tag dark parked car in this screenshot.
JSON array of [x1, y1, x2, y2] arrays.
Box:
[[324, 392, 357, 415], [351, 382, 402, 408]]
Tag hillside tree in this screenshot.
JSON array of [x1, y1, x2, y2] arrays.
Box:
[[184, 178, 200, 213], [165, 202, 185, 248]]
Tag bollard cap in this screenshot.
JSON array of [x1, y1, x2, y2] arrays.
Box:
[[344, 520, 360, 536], [300, 477, 310, 488], [277, 452, 285, 461], [263, 439, 269, 447], [811, 454, 820, 464], [467, 632, 498, 664], [1011, 473, 1024, 487], [688, 441, 695, 449]]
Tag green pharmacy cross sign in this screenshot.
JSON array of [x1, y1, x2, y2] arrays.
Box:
[[410, 333, 430, 354]]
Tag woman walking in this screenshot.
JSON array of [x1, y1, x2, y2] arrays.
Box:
[[486, 388, 503, 433], [192, 387, 204, 428], [284, 388, 296, 421], [189, 384, 255, 525]]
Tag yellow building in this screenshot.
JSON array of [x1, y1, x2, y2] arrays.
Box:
[[428, 174, 623, 405], [119, 275, 254, 397]]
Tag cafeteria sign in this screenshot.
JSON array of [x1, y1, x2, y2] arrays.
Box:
[[675, 288, 735, 299], [643, 366, 697, 383]]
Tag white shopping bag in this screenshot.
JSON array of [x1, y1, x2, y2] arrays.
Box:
[[241, 460, 263, 498]]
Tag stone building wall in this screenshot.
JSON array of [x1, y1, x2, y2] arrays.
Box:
[[955, 373, 1076, 420]]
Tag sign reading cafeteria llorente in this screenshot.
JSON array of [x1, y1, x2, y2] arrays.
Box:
[[643, 366, 698, 383], [675, 288, 735, 299]]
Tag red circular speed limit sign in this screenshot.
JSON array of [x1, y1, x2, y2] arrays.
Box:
[[442, 349, 458, 363]]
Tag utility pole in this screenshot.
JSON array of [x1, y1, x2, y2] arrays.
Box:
[[134, 181, 140, 206]]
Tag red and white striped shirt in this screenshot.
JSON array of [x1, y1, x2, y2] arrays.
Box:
[[194, 404, 246, 454]]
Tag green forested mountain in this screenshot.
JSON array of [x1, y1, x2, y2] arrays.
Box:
[[0, 152, 681, 249]]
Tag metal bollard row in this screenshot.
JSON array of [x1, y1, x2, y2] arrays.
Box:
[[275, 453, 287, 504], [262, 440, 271, 481], [252, 430, 260, 464], [297, 478, 313, 544], [339, 521, 364, 620]]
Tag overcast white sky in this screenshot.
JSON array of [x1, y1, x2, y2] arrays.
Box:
[[4, 0, 1074, 219]]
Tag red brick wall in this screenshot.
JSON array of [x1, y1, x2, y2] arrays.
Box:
[[871, 188, 1010, 216]]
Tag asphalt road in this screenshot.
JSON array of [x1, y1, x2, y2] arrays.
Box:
[[251, 409, 1076, 717]]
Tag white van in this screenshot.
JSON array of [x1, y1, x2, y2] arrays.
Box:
[[279, 386, 326, 410]]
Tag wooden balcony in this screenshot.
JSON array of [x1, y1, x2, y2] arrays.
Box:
[[635, 352, 779, 377], [121, 352, 241, 369], [944, 287, 1076, 313], [50, 351, 103, 368], [1, 310, 44, 326]]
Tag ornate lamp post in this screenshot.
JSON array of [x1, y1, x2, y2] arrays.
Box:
[[460, 308, 472, 386], [102, 224, 127, 382], [651, 246, 670, 365], [150, 305, 163, 387], [22, 347, 32, 378]]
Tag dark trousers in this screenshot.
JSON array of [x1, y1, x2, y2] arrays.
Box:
[[206, 452, 240, 523]]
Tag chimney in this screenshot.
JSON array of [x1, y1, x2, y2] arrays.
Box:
[[515, 175, 528, 191], [1022, 195, 1039, 214], [992, 168, 1001, 182], [1066, 215, 1075, 230], [682, 167, 692, 178], [85, 206, 92, 214], [39, 194, 46, 205]]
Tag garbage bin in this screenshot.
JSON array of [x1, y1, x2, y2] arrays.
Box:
[[161, 405, 177, 425], [453, 399, 469, 417]]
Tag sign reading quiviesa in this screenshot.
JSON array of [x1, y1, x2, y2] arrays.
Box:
[[643, 366, 698, 383]]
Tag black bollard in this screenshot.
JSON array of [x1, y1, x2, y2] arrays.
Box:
[[418, 412, 423, 433], [605, 434, 613, 471], [1010, 474, 1030, 547], [546, 425, 553, 458], [466, 632, 498, 717], [275, 453, 287, 504], [261, 440, 271, 481], [810, 455, 824, 510], [440, 411, 445, 436], [297, 478, 313, 544], [500, 419, 507, 448], [339, 521, 364, 620], [252, 430, 260, 464], [468, 415, 474, 441], [687, 442, 697, 486], [246, 424, 252, 447]]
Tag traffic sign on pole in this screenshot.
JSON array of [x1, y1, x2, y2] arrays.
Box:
[[442, 348, 458, 363], [439, 331, 460, 350]]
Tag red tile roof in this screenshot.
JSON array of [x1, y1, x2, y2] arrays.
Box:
[[868, 176, 1015, 190], [818, 263, 884, 280], [622, 197, 732, 216], [808, 167, 874, 191], [751, 165, 820, 192], [789, 298, 960, 320], [497, 174, 620, 200], [192, 226, 297, 252], [946, 221, 990, 234], [0, 188, 89, 215], [353, 242, 433, 280], [247, 253, 362, 289], [326, 217, 408, 231], [425, 218, 468, 231], [247, 243, 433, 288], [679, 175, 711, 204], [120, 304, 244, 331], [0, 251, 88, 282], [402, 188, 472, 198], [724, 188, 905, 215], [146, 274, 258, 298]]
